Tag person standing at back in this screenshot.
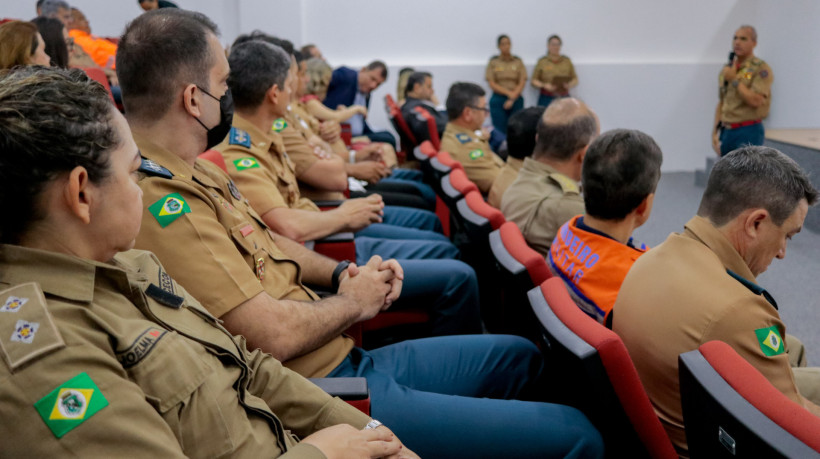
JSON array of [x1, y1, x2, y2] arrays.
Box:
[[485, 34, 526, 135]]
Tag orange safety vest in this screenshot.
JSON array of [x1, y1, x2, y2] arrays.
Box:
[[548, 215, 648, 323]]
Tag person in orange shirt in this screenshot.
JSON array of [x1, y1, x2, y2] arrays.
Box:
[[68, 8, 116, 70], [548, 129, 663, 325]]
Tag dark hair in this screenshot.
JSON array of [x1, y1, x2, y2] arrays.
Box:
[[582, 129, 663, 220], [404, 71, 431, 98], [300, 43, 316, 56], [445, 82, 485, 120], [228, 41, 291, 110], [533, 99, 598, 161], [117, 9, 219, 120], [364, 60, 387, 79], [0, 66, 117, 243], [232, 31, 294, 56], [31, 16, 67, 68], [547, 34, 562, 45], [699, 146, 818, 226], [507, 106, 546, 160], [497, 34, 509, 46]]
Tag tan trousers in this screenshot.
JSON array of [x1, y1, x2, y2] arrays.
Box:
[[786, 334, 820, 406]]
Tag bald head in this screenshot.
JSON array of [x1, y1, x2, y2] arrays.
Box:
[[533, 98, 599, 161]]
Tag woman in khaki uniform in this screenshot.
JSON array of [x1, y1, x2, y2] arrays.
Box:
[[531, 34, 578, 107], [485, 34, 526, 135], [0, 66, 415, 458]]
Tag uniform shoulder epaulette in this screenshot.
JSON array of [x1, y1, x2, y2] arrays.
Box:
[[0, 283, 65, 371], [548, 172, 580, 194], [489, 55, 499, 61], [229, 127, 252, 148], [139, 158, 173, 179]]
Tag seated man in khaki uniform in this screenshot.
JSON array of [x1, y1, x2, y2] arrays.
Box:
[[439, 82, 505, 193], [500, 98, 599, 255], [116, 9, 604, 459], [613, 146, 820, 456], [488, 106, 545, 208], [0, 65, 410, 458]]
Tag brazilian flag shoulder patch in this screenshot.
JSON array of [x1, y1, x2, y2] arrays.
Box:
[[755, 325, 785, 357], [233, 157, 260, 171], [468, 149, 485, 160], [148, 193, 191, 228], [272, 118, 288, 132], [35, 372, 109, 438]]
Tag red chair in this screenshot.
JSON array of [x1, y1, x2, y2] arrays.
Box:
[[455, 190, 505, 243], [81, 67, 115, 103], [412, 105, 441, 151], [529, 278, 677, 458], [680, 341, 820, 458], [488, 222, 551, 338], [441, 168, 478, 208], [384, 94, 416, 156]]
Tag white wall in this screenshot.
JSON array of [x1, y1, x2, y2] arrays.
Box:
[[5, 0, 818, 171]]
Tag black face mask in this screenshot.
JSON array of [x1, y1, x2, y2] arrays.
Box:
[[194, 86, 234, 151]]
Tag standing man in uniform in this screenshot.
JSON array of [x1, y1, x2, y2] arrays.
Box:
[[614, 146, 820, 456], [712, 25, 773, 156], [501, 98, 599, 256], [116, 9, 604, 458], [439, 82, 505, 194]]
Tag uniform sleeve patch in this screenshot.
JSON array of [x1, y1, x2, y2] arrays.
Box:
[[759, 69, 769, 79], [272, 118, 288, 132], [116, 327, 167, 368], [34, 372, 109, 438], [456, 133, 472, 144], [148, 193, 191, 228], [233, 157, 260, 171], [138, 158, 173, 179], [468, 149, 485, 160], [755, 326, 785, 356], [0, 283, 64, 371], [229, 127, 252, 148]]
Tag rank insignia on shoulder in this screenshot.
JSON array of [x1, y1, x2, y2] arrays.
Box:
[[468, 149, 485, 160], [229, 127, 252, 148], [34, 372, 109, 438], [0, 295, 27, 313], [456, 133, 472, 144], [755, 326, 785, 356], [11, 319, 38, 343], [272, 118, 288, 132], [234, 157, 260, 171], [549, 173, 580, 193], [138, 158, 173, 179], [148, 193, 191, 228]]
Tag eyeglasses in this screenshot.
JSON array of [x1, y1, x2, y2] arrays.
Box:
[[468, 105, 490, 113]]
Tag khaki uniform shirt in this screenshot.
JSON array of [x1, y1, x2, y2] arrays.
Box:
[[613, 216, 800, 455], [532, 55, 576, 94], [719, 57, 773, 123], [500, 157, 584, 256], [485, 55, 527, 92], [276, 115, 345, 202], [487, 156, 523, 208], [216, 114, 319, 216], [0, 245, 368, 457], [290, 102, 348, 157], [440, 122, 504, 193], [134, 133, 353, 378]]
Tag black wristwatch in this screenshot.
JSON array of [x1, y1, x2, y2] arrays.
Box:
[[332, 260, 352, 292]]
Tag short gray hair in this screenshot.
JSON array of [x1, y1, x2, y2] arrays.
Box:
[[40, 0, 70, 18], [698, 146, 818, 226]]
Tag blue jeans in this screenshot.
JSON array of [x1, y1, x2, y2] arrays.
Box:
[[720, 122, 765, 156], [489, 93, 524, 135], [328, 335, 604, 458], [381, 205, 443, 233]]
